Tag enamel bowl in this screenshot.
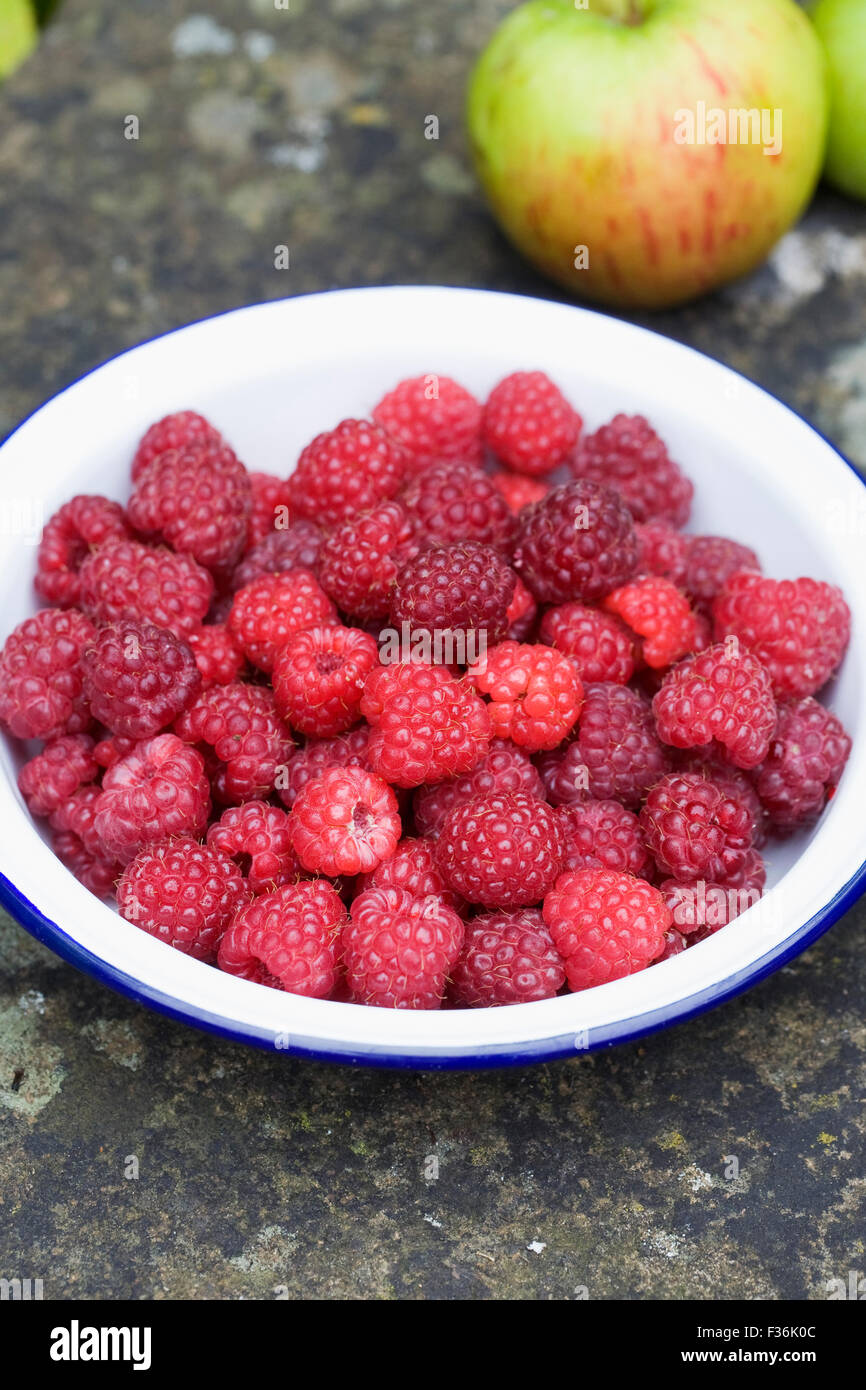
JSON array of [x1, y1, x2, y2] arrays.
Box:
[[1, 286, 864, 1068]]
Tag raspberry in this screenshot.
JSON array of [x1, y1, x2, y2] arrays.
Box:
[[640, 772, 754, 883], [755, 697, 851, 829], [289, 765, 401, 876], [228, 569, 335, 673], [131, 410, 222, 482], [490, 471, 549, 514], [289, 419, 405, 528], [217, 880, 346, 997], [435, 792, 562, 908], [712, 846, 767, 895], [79, 538, 214, 639], [0, 607, 96, 741], [634, 522, 689, 586], [657, 927, 689, 960], [660, 871, 763, 936], [390, 542, 516, 646], [400, 460, 514, 549], [471, 641, 583, 751], [513, 480, 638, 604], [652, 642, 777, 770], [603, 576, 700, 670], [555, 800, 649, 877], [276, 724, 371, 808], [52, 828, 119, 899], [272, 625, 379, 737], [534, 742, 591, 807], [577, 682, 671, 807], [344, 886, 464, 1009], [128, 443, 251, 572], [543, 869, 671, 990], [373, 374, 483, 471], [48, 783, 104, 856], [482, 371, 582, 477], [247, 472, 293, 546], [713, 573, 851, 699], [207, 800, 299, 894], [413, 738, 545, 838], [81, 619, 201, 739], [231, 521, 324, 592], [175, 682, 294, 804], [93, 733, 137, 769], [506, 575, 537, 641], [18, 734, 98, 817], [450, 909, 565, 1007], [683, 535, 760, 611], [318, 500, 415, 623], [540, 602, 636, 684], [35, 495, 131, 607], [188, 624, 246, 687], [678, 756, 768, 847], [361, 662, 491, 788], [357, 836, 464, 913], [572, 414, 693, 526], [117, 838, 246, 961], [94, 734, 211, 864]]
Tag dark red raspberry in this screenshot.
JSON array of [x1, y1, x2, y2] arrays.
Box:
[[435, 792, 562, 908], [247, 472, 293, 546], [471, 641, 583, 751], [413, 738, 545, 838], [273, 625, 379, 737], [117, 838, 246, 961], [276, 725, 371, 809], [683, 535, 760, 611], [188, 624, 246, 687], [128, 443, 251, 572], [48, 783, 104, 857], [361, 662, 491, 788], [18, 734, 98, 817], [35, 495, 131, 607], [207, 800, 299, 894], [175, 682, 294, 804], [555, 800, 649, 877], [657, 927, 689, 960], [289, 765, 401, 876], [94, 734, 211, 863], [678, 756, 768, 848], [534, 742, 591, 807], [711, 846, 767, 894], [390, 542, 516, 646], [344, 885, 464, 1009], [652, 642, 777, 770], [400, 460, 514, 549], [577, 682, 671, 807], [357, 836, 465, 913], [513, 479, 638, 604], [634, 522, 689, 586], [483, 371, 582, 477], [131, 410, 222, 482], [572, 414, 693, 526], [755, 697, 851, 830], [82, 619, 201, 739], [79, 538, 214, 640], [93, 734, 137, 769], [506, 576, 538, 641], [604, 576, 700, 670], [540, 602, 636, 684], [661, 870, 764, 936], [713, 573, 851, 699], [318, 500, 415, 623], [490, 472, 549, 514], [52, 828, 119, 899], [231, 521, 324, 592], [228, 569, 336, 672], [543, 868, 671, 990], [640, 772, 754, 884], [289, 419, 405, 528], [373, 374, 483, 470], [217, 879, 346, 997], [450, 909, 565, 1007], [0, 607, 96, 741]]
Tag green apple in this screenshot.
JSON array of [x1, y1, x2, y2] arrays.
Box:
[[811, 0, 866, 199], [0, 0, 37, 82], [467, 0, 828, 309]]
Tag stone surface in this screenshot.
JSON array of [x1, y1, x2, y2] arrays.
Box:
[[1, 0, 865, 1301]]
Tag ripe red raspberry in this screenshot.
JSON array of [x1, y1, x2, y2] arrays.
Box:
[[513, 480, 638, 604], [678, 756, 768, 848], [755, 697, 851, 830], [94, 734, 211, 864], [131, 410, 222, 481], [555, 800, 649, 877], [82, 619, 201, 739], [390, 542, 516, 646], [713, 573, 851, 699], [228, 569, 336, 672], [79, 538, 214, 640], [483, 371, 582, 477], [683, 535, 760, 611], [289, 765, 401, 876], [188, 624, 246, 687], [276, 724, 371, 809], [357, 836, 464, 913], [93, 733, 137, 770], [18, 734, 98, 817], [435, 792, 562, 908], [413, 738, 545, 838], [471, 641, 583, 752], [175, 682, 294, 804], [48, 783, 104, 856], [217, 880, 346, 997], [603, 575, 700, 670], [128, 443, 251, 572], [534, 742, 591, 807], [652, 641, 777, 770], [0, 607, 96, 741], [52, 828, 119, 899], [400, 460, 514, 549], [634, 522, 689, 586], [711, 846, 767, 895], [572, 414, 693, 526], [289, 419, 405, 528], [272, 625, 379, 737], [577, 682, 671, 807], [660, 870, 764, 936], [543, 869, 671, 990], [490, 471, 549, 514], [540, 602, 636, 684], [657, 927, 689, 960], [450, 909, 565, 1007], [640, 772, 754, 883], [117, 838, 246, 961], [35, 495, 131, 607], [231, 521, 324, 592], [506, 575, 537, 641], [344, 885, 464, 1009], [373, 374, 483, 471], [361, 662, 491, 788], [318, 500, 415, 623], [247, 472, 293, 546], [207, 800, 299, 893]]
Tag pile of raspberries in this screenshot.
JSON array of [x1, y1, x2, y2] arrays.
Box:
[[0, 371, 852, 1010]]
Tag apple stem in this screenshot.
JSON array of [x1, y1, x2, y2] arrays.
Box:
[[600, 0, 644, 24]]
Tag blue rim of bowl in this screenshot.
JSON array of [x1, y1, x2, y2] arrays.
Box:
[[1, 286, 865, 1070]]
